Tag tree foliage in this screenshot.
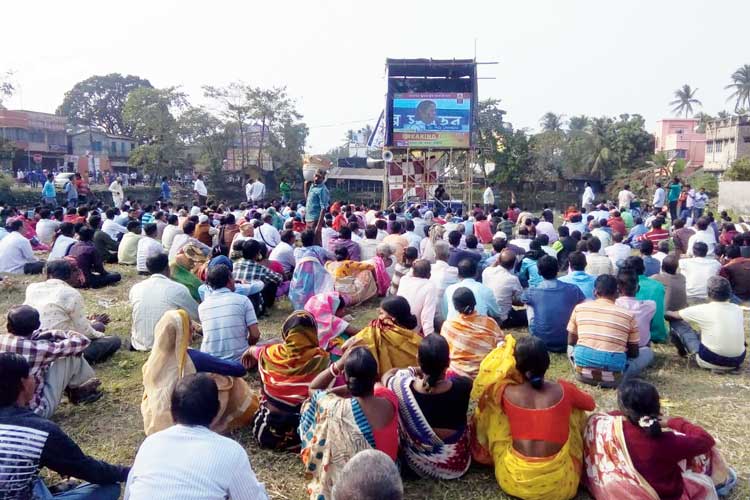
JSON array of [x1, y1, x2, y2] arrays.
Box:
[[56, 74, 153, 135], [669, 84, 701, 118], [0, 71, 14, 108], [269, 119, 308, 184], [179, 106, 233, 184], [724, 157, 750, 181], [726, 65, 750, 113]]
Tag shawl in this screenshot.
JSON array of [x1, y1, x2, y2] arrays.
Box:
[[354, 318, 421, 376], [441, 312, 504, 379], [371, 255, 391, 297], [387, 369, 471, 479], [289, 256, 334, 310], [304, 292, 350, 357]]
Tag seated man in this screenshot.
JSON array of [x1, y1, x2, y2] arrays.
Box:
[[397, 259, 437, 336], [125, 373, 268, 499], [328, 226, 361, 262], [168, 220, 211, 261], [678, 241, 721, 303], [200, 265, 261, 362], [102, 208, 128, 241], [614, 270, 656, 378], [136, 223, 163, 274], [0, 353, 128, 499], [129, 253, 200, 351], [429, 241, 459, 327], [0, 305, 102, 418], [718, 244, 750, 302], [584, 237, 613, 276], [24, 260, 121, 364], [567, 275, 640, 388], [482, 248, 527, 328], [332, 450, 403, 500], [444, 258, 502, 324], [604, 231, 631, 271], [665, 276, 746, 372], [389, 246, 417, 296], [358, 225, 380, 261], [90, 215, 119, 264], [68, 226, 122, 289], [522, 255, 585, 352], [621, 256, 667, 344], [268, 229, 296, 278], [639, 240, 660, 277], [652, 255, 688, 346], [117, 220, 143, 265], [559, 251, 596, 300], [447, 230, 481, 268], [0, 219, 45, 274], [233, 239, 283, 311], [382, 221, 409, 262]]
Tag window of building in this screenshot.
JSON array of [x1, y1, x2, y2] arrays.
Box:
[[744, 136, 750, 143], [111, 141, 117, 154], [675, 129, 684, 134], [715, 140, 722, 153], [121, 142, 126, 154], [93, 141, 102, 152], [707, 141, 713, 153], [130, 143, 135, 151], [674, 149, 686, 159]]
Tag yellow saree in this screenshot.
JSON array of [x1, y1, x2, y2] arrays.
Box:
[[354, 318, 421, 375]]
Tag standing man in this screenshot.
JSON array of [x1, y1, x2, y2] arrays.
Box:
[[63, 176, 78, 208], [305, 170, 330, 229], [483, 182, 495, 213], [160, 176, 171, 202], [692, 187, 708, 220], [108, 176, 124, 208], [246, 178, 266, 206], [582, 181, 595, 212], [652, 182, 666, 213], [667, 177, 681, 220], [279, 179, 292, 203], [617, 184, 635, 212], [41, 173, 56, 207], [193, 174, 208, 206]]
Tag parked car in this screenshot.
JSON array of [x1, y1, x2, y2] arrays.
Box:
[[54, 172, 76, 190]]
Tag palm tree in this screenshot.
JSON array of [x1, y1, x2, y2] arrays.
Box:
[[587, 117, 612, 181], [669, 84, 702, 118], [694, 112, 714, 133], [539, 112, 564, 132], [725, 64, 750, 113], [568, 115, 590, 132]]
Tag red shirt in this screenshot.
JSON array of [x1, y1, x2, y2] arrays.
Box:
[[371, 386, 399, 460], [617, 414, 715, 500], [639, 228, 669, 243], [474, 219, 494, 244], [607, 217, 626, 237]]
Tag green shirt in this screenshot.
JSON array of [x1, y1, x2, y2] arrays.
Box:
[[636, 275, 667, 343], [279, 182, 291, 195], [668, 183, 681, 202], [621, 211, 634, 230]]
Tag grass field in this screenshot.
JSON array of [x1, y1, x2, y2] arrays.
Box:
[[0, 265, 748, 499]]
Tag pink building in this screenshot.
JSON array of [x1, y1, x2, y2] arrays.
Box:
[[654, 118, 705, 166]]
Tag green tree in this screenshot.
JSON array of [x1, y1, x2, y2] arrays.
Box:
[[724, 157, 750, 181], [475, 98, 507, 179], [0, 70, 14, 108], [56, 74, 153, 135], [568, 115, 590, 132], [539, 112, 564, 132], [269, 119, 308, 186], [726, 64, 750, 113], [178, 106, 232, 185], [669, 84, 702, 118], [123, 87, 185, 184], [247, 86, 301, 177], [489, 128, 531, 186], [717, 110, 731, 119], [203, 82, 255, 173], [694, 112, 714, 133]]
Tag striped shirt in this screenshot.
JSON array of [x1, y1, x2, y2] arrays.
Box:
[[567, 298, 639, 353], [136, 237, 163, 273], [199, 288, 257, 362]]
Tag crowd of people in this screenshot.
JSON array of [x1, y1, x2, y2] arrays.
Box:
[[0, 170, 744, 499]]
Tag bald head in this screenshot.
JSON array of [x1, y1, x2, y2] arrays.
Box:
[[6, 305, 40, 337], [499, 249, 516, 270], [412, 259, 431, 279]]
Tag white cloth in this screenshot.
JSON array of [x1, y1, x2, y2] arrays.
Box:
[[161, 225, 183, 252], [199, 288, 257, 361], [109, 181, 124, 207], [269, 241, 295, 274], [582, 186, 595, 207], [136, 237, 164, 273], [678, 257, 721, 299], [652, 187, 666, 208], [102, 219, 128, 241], [508, 238, 531, 253], [359, 238, 379, 261], [429, 261, 459, 322], [605, 242, 632, 269], [125, 424, 268, 500], [679, 302, 745, 358], [483, 187, 495, 205], [35, 219, 60, 246], [617, 189, 635, 209], [129, 274, 199, 351], [193, 179, 208, 197], [0, 232, 37, 274], [253, 223, 281, 249], [535, 221, 558, 243], [24, 279, 102, 339], [247, 181, 266, 202], [397, 275, 438, 336], [403, 231, 422, 253], [584, 253, 614, 276], [321, 227, 338, 250], [48, 235, 77, 260], [482, 265, 523, 322], [686, 230, 717, 257], [590, 228, 611, 252]]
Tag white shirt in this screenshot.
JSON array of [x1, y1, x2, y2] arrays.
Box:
[[35, 219, 60, 245], [686, 229, 717, 257], [585, 253, 614, 276], [605, 242, 631, 269], [591, 228, 611, 252], [136, 237, 164, 273], [482, 265, 523, 322], [652, 187, 666, 207], [508, 238, 531, 253], [617, 189, 635, 209], [685, 189, 696, 208], [403, 231, 422, 253], [269, 241, 295, 274], [679, 257, 721, 299], [483, 187, 495, 205], [125, 424, 268, 500], [0, 232, 37, 274], [193, 179, 208, 197], [129, 274, 199, 351], [253, 223, 281, 249], [429, 261, 459, 322], [248, 181, 266, 202], [161, 225, 183, 252], [680, 302, 745, 359], [24, 279, 102, 339], [199, 288, 258, 361], [397, 275, 437, 336], [102, 218, 128, 241], [109, 181, 124, 200], [49, 235, 77, 260], [582, 186, 595, 206], [359, 238, 379, 261], [535, 221, 558, 243]]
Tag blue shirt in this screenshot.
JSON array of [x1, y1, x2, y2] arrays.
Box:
[[42, 181, 55, 198], [305, 183, 330, 222], [519, 257, 542, 288], [198, 288, 258, 362], [559, 270, 596, 300], [444, 278, 501, 321], [448, 248, 482, 268], [642, 256, 660, 277], [161, 181, 171, 200], [522, 279, 585, 352]]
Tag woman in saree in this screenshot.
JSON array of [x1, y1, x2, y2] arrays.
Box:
[[170, 243, 207, 301], [289, 250, 334, 310], [382, 334, 472, 480], [267, 206, 285, 230], [304, 291, 359, 361], [583, 379, 737, 500], [325, 247, 378, 306], [440, 287, 505, 379], [243, 311, 329, 451], [141, 309, 257, 436], [419, 223, 445, 263], [299, 340, 398, 500], [471, 335, 595, 500], [354, 296, 422, 376]]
